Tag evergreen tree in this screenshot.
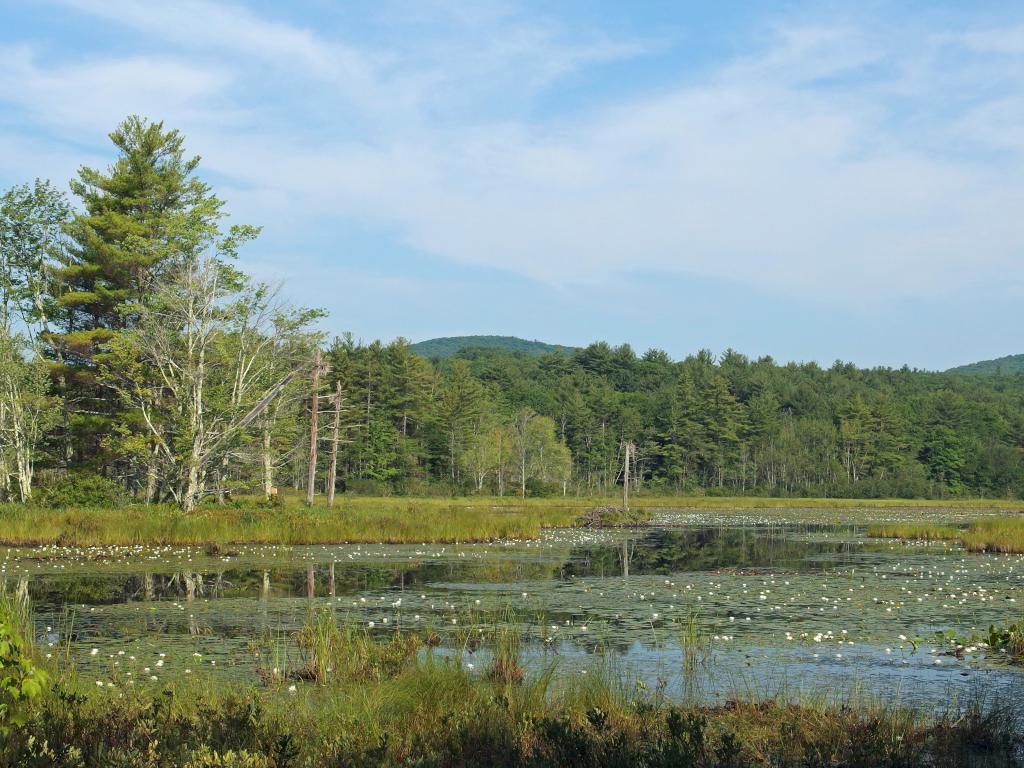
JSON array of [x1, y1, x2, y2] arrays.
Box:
[[47, 117, 224, 473]]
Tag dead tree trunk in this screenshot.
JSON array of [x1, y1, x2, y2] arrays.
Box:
[[327, 380, 342, 507], [622, 441, 634, 511], [306, 351, 321, 508]]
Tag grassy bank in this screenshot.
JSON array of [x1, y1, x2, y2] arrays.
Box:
[[0, 493, 1020, 547], [0, 498, 584, 546], [868, 516, 1024, 554]]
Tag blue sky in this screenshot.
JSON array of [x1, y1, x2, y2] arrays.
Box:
[[1, 0, 1022, 369]]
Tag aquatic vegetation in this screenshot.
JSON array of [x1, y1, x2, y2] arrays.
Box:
[[937, 619, 1024, 664], [291, 608, 421, 683], [963, 517, 1024, 554], [675, 607, 711, 673], [0, 497, 582, 546], [869, 516, 1024, 554], [866, 522, 963, 541], [0, 665, 1019, 767], [0, 510, 1022, 765]]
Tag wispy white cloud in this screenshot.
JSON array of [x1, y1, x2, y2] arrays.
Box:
[[2, 2, 1023, 311], [0, 44, 235, 135]]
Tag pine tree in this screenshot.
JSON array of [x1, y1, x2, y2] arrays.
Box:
[[46, 116, 223, 474]]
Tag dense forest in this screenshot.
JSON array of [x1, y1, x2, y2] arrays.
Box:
[[1, 117, 1022, 507], [947, 353, 1024, 377]]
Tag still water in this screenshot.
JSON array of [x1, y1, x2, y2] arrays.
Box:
[[5, 512, 1023, 710]]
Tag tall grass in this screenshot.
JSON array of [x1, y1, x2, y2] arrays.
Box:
[[3, 659, 1018, 767], [868, 516, 1024, 554], [866, 522, 963, 541], [962, 517, 1024, 553], [0, 498, 582, 546], [1, 490, 1021, 547]]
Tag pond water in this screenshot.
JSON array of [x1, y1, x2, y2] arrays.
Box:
[[5, 508, 1023, 711]]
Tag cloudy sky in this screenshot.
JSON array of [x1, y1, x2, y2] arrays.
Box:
[[1, 0, 1022, 369]]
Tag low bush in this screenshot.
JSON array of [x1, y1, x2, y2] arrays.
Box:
[[37, 473, 126, 509]]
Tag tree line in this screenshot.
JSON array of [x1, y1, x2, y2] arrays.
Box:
[[1, 117, 1021, 507]]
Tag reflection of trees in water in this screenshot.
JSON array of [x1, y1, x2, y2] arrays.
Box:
[[562, 526, 859, 578], [25, 554, 564, 606]]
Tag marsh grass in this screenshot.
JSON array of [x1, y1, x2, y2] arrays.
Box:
[[4, 659, 1019, 767], [962, 517, 1024, 553], [0, 497, 582, 546], [1, 493, 1021, 547], [675, 607, 712, 674], [292, 608, 422, 684], [866, 522, 963, 541], [868, 516, 1024, 553]]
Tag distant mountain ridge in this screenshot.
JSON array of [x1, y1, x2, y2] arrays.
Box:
[[411, 335, 574, 359], [946, 354, 1024, 376]]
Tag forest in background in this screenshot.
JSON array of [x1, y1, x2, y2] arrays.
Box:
[[1, 117, 1022, 508]]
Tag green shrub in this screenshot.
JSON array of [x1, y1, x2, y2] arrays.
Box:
[[0, 617, 48, 734], [38, 473, 126, 509]]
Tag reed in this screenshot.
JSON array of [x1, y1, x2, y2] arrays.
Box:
[[869, 516, 1024, 554]]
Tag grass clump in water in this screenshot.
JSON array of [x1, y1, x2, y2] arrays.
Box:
[[866, 522, 963, 541], [962, 517, 1024, 553], [869, 516, 1024, 554]]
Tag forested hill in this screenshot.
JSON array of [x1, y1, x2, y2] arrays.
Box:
[[411, 335, 573, 358], [326, 339, 1024, 499], [947, 354, 1024, 376]]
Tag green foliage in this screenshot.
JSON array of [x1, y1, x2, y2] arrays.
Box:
[[947, 353, 1024, 377], [37, 472, 127, 509], [0, 597, 48, 735]]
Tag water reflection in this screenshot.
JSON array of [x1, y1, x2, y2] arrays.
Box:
[[5, 522, 1022, 712], [21, 527, 867, 607]]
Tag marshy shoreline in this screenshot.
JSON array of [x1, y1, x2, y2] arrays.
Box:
[[1, 500, 1023, 766], [0, 493, 1021, 548]]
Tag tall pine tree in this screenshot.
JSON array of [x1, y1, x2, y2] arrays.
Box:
[[46, 116, 223, 476]]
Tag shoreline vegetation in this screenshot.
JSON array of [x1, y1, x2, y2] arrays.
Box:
[[0, 494, 1020, 548], [0, 595, 1020, 767], [868, 516, 1024, 554]]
